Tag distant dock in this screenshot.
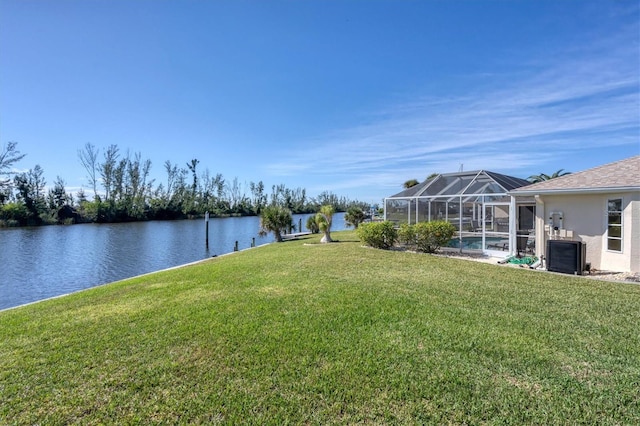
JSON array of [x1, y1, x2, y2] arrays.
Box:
[[281, 232, 312, 240]]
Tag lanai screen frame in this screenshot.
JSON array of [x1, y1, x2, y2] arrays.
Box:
[[384, 170, 532, 256]]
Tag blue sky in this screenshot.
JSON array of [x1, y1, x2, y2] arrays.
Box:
[[1, 0, 638, 204]]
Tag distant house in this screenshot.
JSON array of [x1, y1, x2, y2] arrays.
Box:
[[510, 156, 640, 273]]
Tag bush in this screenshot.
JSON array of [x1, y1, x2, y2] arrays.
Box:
[[0, 202, 28, 225], [78, 200, 105, 223], [357, 221, 397, 250], [397, 223, 416, 249], [413, 220, 456, 253], [394, 221, 457, 253]]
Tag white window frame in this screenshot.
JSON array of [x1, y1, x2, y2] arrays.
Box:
[[607, 198, 623, 253]]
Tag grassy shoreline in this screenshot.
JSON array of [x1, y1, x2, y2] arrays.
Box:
[[1, 231, 639, 424], [0, 241, 261, 314]]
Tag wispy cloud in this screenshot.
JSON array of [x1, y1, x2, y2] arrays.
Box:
[[266, 19, 639, 200]]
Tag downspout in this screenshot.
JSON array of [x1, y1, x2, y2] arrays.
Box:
[[535, 195, 545, 259]]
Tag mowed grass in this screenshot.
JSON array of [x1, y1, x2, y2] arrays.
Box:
[[1, 231, 639, 424]]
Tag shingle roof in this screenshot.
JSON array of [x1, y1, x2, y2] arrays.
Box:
[[511, 156, 640, 194]]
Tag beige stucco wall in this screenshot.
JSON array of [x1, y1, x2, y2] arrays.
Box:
[[533, 191, 639, 273], [628, 198, 640, 273]]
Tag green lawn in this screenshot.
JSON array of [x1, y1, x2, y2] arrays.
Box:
[[1, 231, 639, 424]]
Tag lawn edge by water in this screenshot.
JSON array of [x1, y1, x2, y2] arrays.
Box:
[[0, 241, 275, 313]]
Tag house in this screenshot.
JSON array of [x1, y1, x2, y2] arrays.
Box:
[[384, 156, 639, 274], [510, 156, 640, 273]]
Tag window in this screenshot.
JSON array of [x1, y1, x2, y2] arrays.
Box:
[[518, 205, 535, 231], [607, 199, 623, 252]]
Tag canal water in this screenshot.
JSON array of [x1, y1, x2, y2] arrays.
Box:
[[0, 213, 347, 310]]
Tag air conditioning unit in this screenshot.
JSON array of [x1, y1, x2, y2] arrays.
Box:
[[546, 240, 586, 275]]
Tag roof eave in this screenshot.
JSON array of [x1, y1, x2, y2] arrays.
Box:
[[384, 192, 511, 200], [510, 186, 640, 196]]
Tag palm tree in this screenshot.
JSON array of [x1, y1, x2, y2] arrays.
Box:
[[403, 179, 420, 188], [316, 204, 335, 243], [306, 215, 320, 234], [344, 206, 366, 229], [258, 205, 292, 242], [527, 169, 571, 183]]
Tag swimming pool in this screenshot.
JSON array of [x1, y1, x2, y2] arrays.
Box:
[[447, 236, 509, 251]]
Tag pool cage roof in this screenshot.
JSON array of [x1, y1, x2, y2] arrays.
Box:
[[387, 170, 531, 200]]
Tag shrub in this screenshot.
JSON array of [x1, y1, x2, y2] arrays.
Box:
[[0, 202, 28, 223], [357, 221, 397, 250], [78, 200, 105, 222], [413, 220, 456, 253], [397, 223, 416, 249]]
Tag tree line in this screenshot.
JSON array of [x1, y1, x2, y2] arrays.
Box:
[[0, 142, 369, 227]]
